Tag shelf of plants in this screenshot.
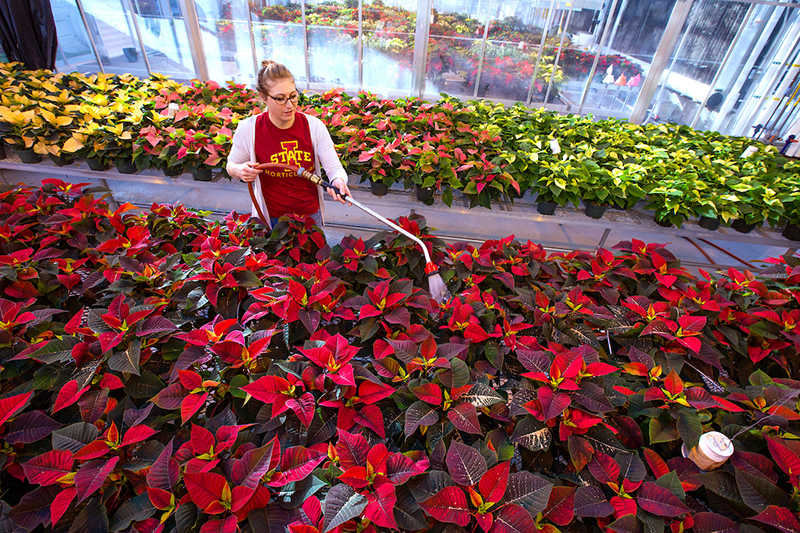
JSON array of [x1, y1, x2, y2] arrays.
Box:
[[0, 149, 794, 255], [1, 179, 800, 533], [1, 62, 799, 244]]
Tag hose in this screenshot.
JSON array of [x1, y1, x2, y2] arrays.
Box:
[[252, 162, 448, 302]]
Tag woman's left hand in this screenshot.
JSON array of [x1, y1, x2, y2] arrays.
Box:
[[328, 178, 352, 206]]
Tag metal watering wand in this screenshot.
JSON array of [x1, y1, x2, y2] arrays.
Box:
[[250, 163, 449, 304]]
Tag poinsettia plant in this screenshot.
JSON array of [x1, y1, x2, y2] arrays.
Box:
[[0, 179, 799, 533]]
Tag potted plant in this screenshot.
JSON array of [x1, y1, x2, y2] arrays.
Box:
[[0, 105, 42, 163], [535, 157, 582, 215]]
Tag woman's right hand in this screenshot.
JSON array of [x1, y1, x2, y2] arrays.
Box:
[[229, 162, 261, 183]]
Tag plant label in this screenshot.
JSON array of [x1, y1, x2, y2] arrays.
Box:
[[550, 138, 561, 154], [168, 103, 179, 118], [740, 146, 758, 158]]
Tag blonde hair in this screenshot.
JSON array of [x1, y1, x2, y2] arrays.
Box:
[[256, 60, 294, 98]]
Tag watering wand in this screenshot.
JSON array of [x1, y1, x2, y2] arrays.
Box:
[[251, 163, 449, 304]]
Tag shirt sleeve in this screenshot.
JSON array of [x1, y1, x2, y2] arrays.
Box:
[[226, 116, 255, 171], [309, 116, 348, 185]]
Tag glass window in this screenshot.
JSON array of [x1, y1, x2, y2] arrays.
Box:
[[424, 0, 492, 99], [559, 0, 666, 118], [51, 0, 104, 73], [362, 0, 417, 95], [196, 0, 257, 84], [128, 0, 196, 81], [252, 3, 307, 86], [69, 0, 149, 77], [641, 0, 783, 136], [477, 0, 555, 103], [305, 0, 358, 91]]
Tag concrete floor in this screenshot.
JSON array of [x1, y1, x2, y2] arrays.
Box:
[[0, 155, 796, 277]]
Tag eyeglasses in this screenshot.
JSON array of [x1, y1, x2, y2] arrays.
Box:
[[267, 91, 300, 106]]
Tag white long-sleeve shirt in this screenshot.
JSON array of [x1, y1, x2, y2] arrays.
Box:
[[226, 112, 348, 224]]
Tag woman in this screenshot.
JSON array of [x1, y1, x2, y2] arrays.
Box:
[[226, 60, 351, 228]]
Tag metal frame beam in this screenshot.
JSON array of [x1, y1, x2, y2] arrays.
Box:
[[629, 0, 695, 124], [73, 0, 106, 73], [176, 0, 209, 81], [124, 0, 153, 75]]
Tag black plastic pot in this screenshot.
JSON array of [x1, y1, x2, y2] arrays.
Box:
[[192, 167, 213, 181], [584, 202, 607, 219], [783, 223, 800, 241], [415, 185, 433, 202], [163, 166, 183, 177], [654, 214, 673, 227], [48, 153, 73, 167], [698, 216, 720, 231], [731, 218, 756, 234], [16, 149, 41, 164], [370, 180, 389, 196], [537, 201, 557, 215], [86, 158, 109, 171], [115, 158, 138, 174], [0, 143, 6, 160]]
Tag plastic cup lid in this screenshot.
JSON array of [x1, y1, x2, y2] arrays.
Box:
[[699, 431, 734, 461]]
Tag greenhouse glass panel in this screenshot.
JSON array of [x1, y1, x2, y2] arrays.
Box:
[[640, 0, 785, 136], [128, 0, 196, 80], [252, 3, 307, 85], [67, 0, 147, 76], [475, 0, 557, 103], [306, 0, 358, 90], [361, 0, 417, 95], [51, 0, 101, 73], [195, 0, 256, 84], [423, 0, 491, 98], [565, 0, 671, 118]]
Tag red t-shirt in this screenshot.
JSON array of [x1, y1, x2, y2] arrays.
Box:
[[254, 112, 319, 218]]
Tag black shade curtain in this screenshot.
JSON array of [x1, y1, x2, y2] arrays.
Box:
[[0, 0, 58, 69]]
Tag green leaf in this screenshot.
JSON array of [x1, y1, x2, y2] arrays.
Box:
[[322, 484, 368, 533], [108, 493, 155, 532], [655, 471, 685, 501], [124, 370, 164, 399], [505, 471, 553, 515], [462, 382, 504, 407], [695, 471, 743, 502], [27, 336, 80, 364], [585, 426, 631, 456], [108, 339, 141, 376], [735, 468, 790, 512], [676, 411, 702, 450], [228, 374, 249, 399], [649, 417, 680, 444]]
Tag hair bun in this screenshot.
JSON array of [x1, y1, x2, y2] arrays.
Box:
[[260, 60, 272, 68]]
